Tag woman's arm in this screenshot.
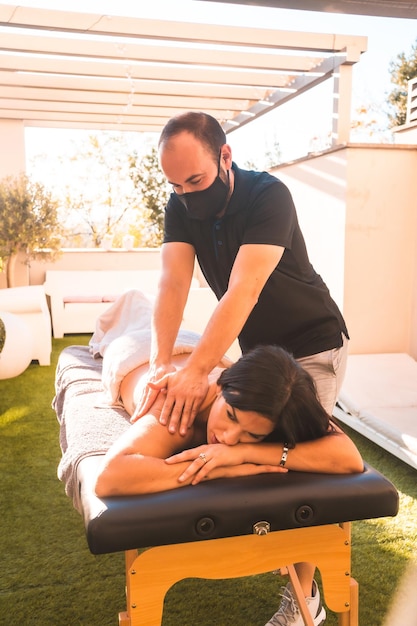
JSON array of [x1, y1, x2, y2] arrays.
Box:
[[94, 413, 198, 496], [94, 412, 285, 497], [166, 423, 364, 485], [267, 428, 363, 474]]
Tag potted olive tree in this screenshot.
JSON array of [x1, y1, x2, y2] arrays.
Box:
[[0, 173, 63, 287]]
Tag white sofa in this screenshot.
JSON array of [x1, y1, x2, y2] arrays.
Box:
[[0, 285, 52, 365], [44, 270, 171, 338], [333, 353, 417, 470], [43, 269, 241, 360]]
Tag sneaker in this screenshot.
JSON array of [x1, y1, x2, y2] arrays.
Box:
[[264, 580, 326, 626]]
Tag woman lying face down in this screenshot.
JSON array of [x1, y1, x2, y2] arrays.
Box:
[[94, 345, 363, 497]]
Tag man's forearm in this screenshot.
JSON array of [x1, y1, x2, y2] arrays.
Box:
[[150, 284, 188, 366], [186, 287, 257, 373]]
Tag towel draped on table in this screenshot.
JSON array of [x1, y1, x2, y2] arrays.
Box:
[[54, 289, 201, 510], [89, 289, 201, 405]]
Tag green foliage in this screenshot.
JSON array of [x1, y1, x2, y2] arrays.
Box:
[[243, 134, 282, 171], [265, 135, 282, 169], [30, 131, 168, 249], [0, 173, 63, 286], [350, 103, 394, 143], [388, 38, 417, 127], [0, 317, 4, 353], [59, 132, 141, 247], [129, 145, 170, 247]]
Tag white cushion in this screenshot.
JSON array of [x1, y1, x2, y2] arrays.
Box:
[[336, 353, 417, 468], [339, 353, 417, 415]]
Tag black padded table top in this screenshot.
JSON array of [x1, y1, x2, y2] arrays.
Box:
[[77, 456, 399, 555]]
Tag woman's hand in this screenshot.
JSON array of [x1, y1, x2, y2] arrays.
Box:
[[165, 444, 287, 485]]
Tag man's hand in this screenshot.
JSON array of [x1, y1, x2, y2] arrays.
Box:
[[130, 363, 176, 423], [157, 368, 209, 436]]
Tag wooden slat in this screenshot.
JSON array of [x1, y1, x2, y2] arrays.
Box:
[[0, 4, 367, 54], [24, 119, 162, 132], [0, 99, 237, 120], [0, 70, 270, 101], [0, 32, 324, 72], [0, 53, 294, 88], [0, 109, 183, 126], [0, 86, 252, 112]]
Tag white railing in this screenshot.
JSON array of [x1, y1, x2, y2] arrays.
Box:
[[406, 77, 417, 125], [0, 247, 208, 291]]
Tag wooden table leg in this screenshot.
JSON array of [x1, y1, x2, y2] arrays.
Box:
[[119, 549, 138, 626], [338, 578, 359, 626], [121, 524, 352, 626]]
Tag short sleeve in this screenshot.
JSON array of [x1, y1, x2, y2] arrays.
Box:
[[242, 180, 297, 250], [163, 194, 194, 244]]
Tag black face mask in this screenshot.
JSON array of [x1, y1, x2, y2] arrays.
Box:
[[176, 155, 230, 221]]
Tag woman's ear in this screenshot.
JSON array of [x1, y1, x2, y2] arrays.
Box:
[[214, 383, 223, 399]]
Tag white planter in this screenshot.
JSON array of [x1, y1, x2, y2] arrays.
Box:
[[101, 234, 113, 250], [122, 234, 135, 250], [0, 311, 34, 379]]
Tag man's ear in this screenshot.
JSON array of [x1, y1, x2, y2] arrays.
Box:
[[221, 144, 233, 168]]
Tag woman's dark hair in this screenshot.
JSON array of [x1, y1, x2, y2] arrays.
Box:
[[158, 111, 226, 162], [217, 345, 331, 447]]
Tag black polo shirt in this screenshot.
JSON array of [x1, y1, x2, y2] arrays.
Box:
[[164, 163, 348, 359]]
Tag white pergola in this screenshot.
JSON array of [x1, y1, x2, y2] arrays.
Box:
[[0, 3, 367, 142], [209, 0, 417, 19]]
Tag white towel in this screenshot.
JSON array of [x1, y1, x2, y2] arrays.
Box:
[[89, 289, 154, 358], [88, 289, 201, 404], [56, 290, 202, 510], [100, 327, 201, 405]]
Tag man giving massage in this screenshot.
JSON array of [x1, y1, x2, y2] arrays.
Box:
[[132, 111, 351, 626]]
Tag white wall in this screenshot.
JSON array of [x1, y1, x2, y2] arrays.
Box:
[[393, 124, 417, 145], [273, 144, 417, 358], [273, 148, 347, 311], [28, 248, 163, 286], [0, 248, 163, 290], [0, 119, 25, 179], [344, 145, 417, 356], [0, 247, 208, 290]]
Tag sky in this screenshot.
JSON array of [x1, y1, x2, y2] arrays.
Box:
[[22, 0, 417, 168]]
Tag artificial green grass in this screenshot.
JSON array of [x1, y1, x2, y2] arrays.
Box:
[[1, 338, 416, 625], [0, 336, 125, 626]]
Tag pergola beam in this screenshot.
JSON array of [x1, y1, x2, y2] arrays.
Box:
[[0, 6, 367, 53], [0, 2, 367, 139]]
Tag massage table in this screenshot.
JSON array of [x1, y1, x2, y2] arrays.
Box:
[[55, 346, 399, 626]]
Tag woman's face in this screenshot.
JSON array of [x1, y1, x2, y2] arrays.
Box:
[[206, 392, 274, 445]]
